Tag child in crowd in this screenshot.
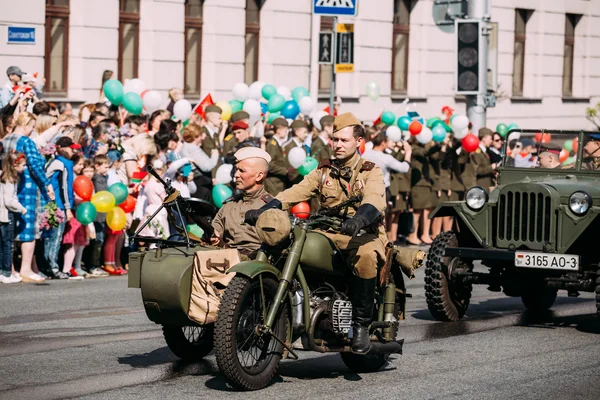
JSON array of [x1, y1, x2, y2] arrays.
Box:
[[90, 155, 114, 274], [0, 151, 27, 283], [104, 149, 127, 275]]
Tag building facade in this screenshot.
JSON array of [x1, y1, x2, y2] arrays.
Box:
[[1, 0, 599, 129]]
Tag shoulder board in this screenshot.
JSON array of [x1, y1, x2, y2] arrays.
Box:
[[224, 134, 233, 142], [360, 161, 375, 172], [318, 160, 331, 169], [261, 193, 274, 203], [223, 193, 243, 204], [269, 139, 277, 146], [475, 148, 481, 153]]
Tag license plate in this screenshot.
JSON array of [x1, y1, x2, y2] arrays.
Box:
[[514, 251, 579, 270]]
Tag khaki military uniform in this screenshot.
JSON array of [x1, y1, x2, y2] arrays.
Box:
[[454, 144, 476, 194], [222, 133, 238, 160], [212, 186, 272, 257], [201, 125, 222, 178], [410, 142, 436, 209], [265, 138, 289, 195], [431, 145, 451, 202], [388, 150, 411, 212], [275, 152, 387, 280], [311, 135, 333, 164], [470, 146, 495, 189]]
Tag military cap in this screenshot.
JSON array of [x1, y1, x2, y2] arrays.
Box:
[[291, 120, 308, 130], [521, 138, 534, 147], [234, 147, 272, 164], [272, 117, 289, 128], [320, 115, 335, 127], [231, 110, 250, 122], [478, 127, 493, 139], [231, 120, 249, 131], [333, 112, 361, 133], [205, 104, 222, 114], [537, 143, 561, 155], [583, 133, 600, 143]]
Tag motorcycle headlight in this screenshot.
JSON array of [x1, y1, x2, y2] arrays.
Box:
[[569, 191, 592, 215], [465, 186, 488, 211]]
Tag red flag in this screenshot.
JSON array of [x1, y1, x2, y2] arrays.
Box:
[[372, 113, 382, 126], [322, 106, 338, 117], [193, 93, 215, 119]]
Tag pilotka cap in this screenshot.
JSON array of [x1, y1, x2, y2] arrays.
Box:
[[234, 147, 272, 164], [333, 112, 362, 133]]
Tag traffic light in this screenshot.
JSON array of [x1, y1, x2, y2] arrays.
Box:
[[455, 19, 484, 95]]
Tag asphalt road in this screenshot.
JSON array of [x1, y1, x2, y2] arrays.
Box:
[[0, 264, 599, 400]]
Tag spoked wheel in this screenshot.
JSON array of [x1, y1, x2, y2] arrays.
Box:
[[424, 231, 473, 321], [341, 352, 389, 373], [215, 275, 289, 391], [162, 324, 214, 361]]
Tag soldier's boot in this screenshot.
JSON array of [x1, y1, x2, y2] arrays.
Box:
[[392, 246, 427, 279], [351, 277, 376, 355]]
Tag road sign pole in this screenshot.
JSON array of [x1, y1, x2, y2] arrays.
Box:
[[466, 0, 490, 133], [329, 16, 337, 115]]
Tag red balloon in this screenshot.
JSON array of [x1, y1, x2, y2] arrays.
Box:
[[74, 176, 94, 201], [359, 140, 366, 154], [409, 121, 422, 136], [535, 132, 551, 143], [559, 149, 569, 163], [291, 201, 310, 219], [573, 137, 579, 153], [461, 134, 480, 153], [119, 195, 136, 213]]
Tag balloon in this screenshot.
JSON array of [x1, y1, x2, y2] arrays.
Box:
[[262, 84, 277, 100], [535, 132, 551, 143], [232, 82, 249, 102], [381, 111, 396, 126], [291, 201, 310, 219], [229, 99, 243, 113], [298, 96, 314, 115], [288, 147, 307, 168], [119, 195, 136, 213], [143, 90, 162, 113], [103, 79, 124, 106], [140, 89, 149, 99], [74, 176, 94, 201], [496, 123, 508, 137], [291, 87, 310, 103], [397, 116, 411, 131], [186, 224, 204, 238], [426, 117, 441, 128], [268, 94, 286, 113], [173, 99, 192, 121], [572, 137, 579, 153], [439, 121, 453, 133], [267, 112, 282, 124], [297, 157, 318, 176], [563, 139, 573, 152], [277, 86, 291, 100], [242, 99, 262, 123], [123, 78, 145, 95], [248, 81, 265, 100], [359, 140, 366, 154], [559, 149, 569, 163], [432, 125, 447, 143], [106, 207, 127, 231], [409, 121, 422, 136], [91, 191, 116, 213], [454, 126, 469, 140], [451, 114, 469, 131], [563, 156, 576, 165], [212, 184, 233, 208], [75, 202, 97, 225], [462, 134, 480, 153], [417, 127, 433, 144], [366, 81, 380, 101], [215, 163, 233, 185], [108, 182, 128, 205], [216, 100, 232, 121], [386, 126, 402, 142], [281, 100, 300, 119], [507, 123, 519, 131], [122, 92, 143, 115]]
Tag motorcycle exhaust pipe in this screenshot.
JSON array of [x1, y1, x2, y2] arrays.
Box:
[[368, 339, 404, 355]]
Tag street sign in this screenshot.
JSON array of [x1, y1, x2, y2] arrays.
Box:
[[313, 0, 358, 17], [7, 27, 35, 44], [318, 32, 333, 64], [335, 23, 354, 73]]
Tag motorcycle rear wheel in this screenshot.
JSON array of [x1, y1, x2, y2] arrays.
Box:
[[341, 352, 389, 373], [162, 324, 213, 361], [215, 275, 289, 391]]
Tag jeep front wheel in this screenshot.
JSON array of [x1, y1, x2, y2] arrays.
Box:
[[424, 231, 473, 321]]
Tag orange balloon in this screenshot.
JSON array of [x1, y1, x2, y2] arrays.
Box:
[[535, 132, 551, 143], [119, 195, 136, 213], [291, 201, 310, 219], [359, 140, 366, 154], [559, 149, 569, 163], [74, 176, 94, 201], [409, 121, 422, 136], [572, 137, 579, 153]]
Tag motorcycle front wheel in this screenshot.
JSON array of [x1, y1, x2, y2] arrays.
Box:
[[214, 275, 289, 391]]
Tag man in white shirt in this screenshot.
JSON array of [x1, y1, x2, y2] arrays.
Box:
[[362, 132, 411, 188]]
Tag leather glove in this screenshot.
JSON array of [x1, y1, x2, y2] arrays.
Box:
[[244, 198, 282, 226], [339, 203, 381, 237]]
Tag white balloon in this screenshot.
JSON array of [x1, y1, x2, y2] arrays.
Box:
[[124, 78, 145, 95], [248, 81, 265, 100], [451, 114, 469, 131], [298, 96, 314, 115], [215, 163, 233, 185], [288, 147, 307, 169], [401, 130, 411, 141], [454, 126, 469, 140], [416, 127, 433, 144], [311, 110, 328, 131], [366, 81, 380, 101], [386, 126, 402, 142], [507, 131, 521, 143], [173, 99, 192, 121], [277, 86, 291, 100], [253, 121, 265, 138], [232, 82, 249, 102], [242, 99, 261, 118], [143, 90, 162, 113]]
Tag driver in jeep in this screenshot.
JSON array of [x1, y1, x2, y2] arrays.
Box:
[[583, 133, 600, 170], [244, 113, 390, 355]]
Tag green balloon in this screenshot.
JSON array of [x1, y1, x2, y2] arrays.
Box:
[[267, 94, 286, 113], [563, 139, 573, 152], [262, 84, 277, 100], [397, 116, 411, 131], [182, 119, 190, 128], [381, 111, 396, 126], [268, 112, 282, 123], [76, 202, 97, 225], [496, 123, 508, 137], [291, 86, 310, 103], [297, 157, 319, 176], [229, 99, 243, 113], [507, 123, 519, 131], [103, 79, 124, 106], [212, 184, 233, 208], [123, 92, 143, 115], [108, 182, 128, 205], [186, 224, 204, 238], [426, 117, 441, 128]]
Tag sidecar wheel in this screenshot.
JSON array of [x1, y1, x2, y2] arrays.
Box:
[[341, 352, 388, 373], [215, 275, 289, 391], [162, 324, 213, 361]]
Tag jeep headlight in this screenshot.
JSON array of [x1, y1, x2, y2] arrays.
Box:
[[569, 191, 591, 215], [465, 186, 488, 211]]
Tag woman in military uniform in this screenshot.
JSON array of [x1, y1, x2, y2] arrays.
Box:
[[431, 136, 453, 238], [387, 141, 412, 244], [407, 139, 438, 245]]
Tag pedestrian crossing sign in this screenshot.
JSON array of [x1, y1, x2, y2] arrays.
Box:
[[313, 0, 358, 17]]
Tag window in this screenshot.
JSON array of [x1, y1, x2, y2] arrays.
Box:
[[118, 0, 140, 82], [45, 0, 70, 95], [563, 14, 581, 97], [185, 0, 203, 96], [318, 16, 334, 94], [512, 9, 532, 97], [392, 0, 411, 94], [245, 0, 261, 85]]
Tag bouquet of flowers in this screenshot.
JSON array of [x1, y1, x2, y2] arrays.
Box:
[[39, 142, 56, 161], [39, 202, 66, 230]]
